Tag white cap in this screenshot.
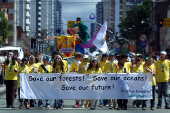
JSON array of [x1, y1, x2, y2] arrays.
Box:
[[83, 55, 89, 59], [92, 57, 98, 61], [160, 51, 167, 55], [129, 52, 136, 56]]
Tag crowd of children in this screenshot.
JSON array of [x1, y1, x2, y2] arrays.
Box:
[[1, 51, 170, 110]]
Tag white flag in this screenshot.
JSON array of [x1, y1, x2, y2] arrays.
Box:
[[93, 22, 109, 53]]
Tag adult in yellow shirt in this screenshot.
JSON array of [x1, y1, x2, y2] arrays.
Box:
[[155, 51, 170, 109], [5, 56, 19, 108]]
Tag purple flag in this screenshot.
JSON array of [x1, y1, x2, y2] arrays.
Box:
[[80, 33, 97, 48]]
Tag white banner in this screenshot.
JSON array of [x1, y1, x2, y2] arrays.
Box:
[[20, 73, 152, 100], [93, 22, 109, 53]]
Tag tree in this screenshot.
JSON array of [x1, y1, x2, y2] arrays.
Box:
[[119, 0, 152, 40], [0, 11, 12, 45]]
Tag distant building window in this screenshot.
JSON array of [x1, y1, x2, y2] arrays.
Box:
[[2, 0, 7, 2], [120, 0, 123, 4]]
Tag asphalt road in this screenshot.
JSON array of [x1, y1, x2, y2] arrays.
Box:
[[0, 108, 169, 113], [0, 85, 170, 113]]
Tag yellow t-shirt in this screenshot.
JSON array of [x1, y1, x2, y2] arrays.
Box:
[[5, 63, 19, 80], [70, 60, 81, 72], [62, 60, 69, 73], [144, 63, 156, 86], [87, 68, 102, 74], [29, 63, 42, 73], [102, 61, 117, 73], [124, 62, 132, 73], [18, 65, 30, 88], [53, 64, 66, 73], [115, 62, 132, 73], [38, 64, 53, 73], [155, 59, 170, 83], [99, 60, 108, 72], [116, 67, 124, 73], [115, 64, 130, 73], [132, 62, 144, 73], [79, 62, 89, 73]]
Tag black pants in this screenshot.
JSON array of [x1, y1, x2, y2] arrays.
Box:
[[5, 80, 17, 107], [157, 82, 169, 107], [117, 99, 128, 109]]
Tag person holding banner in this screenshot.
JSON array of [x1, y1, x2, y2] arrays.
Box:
[[104, 54, 118, 109], [53, 55, 66, 109], [18, 58, 30, 109], [38, 56, 53, 109], [131, 55, 145, 108], [155, 51, 170, 109], [17, 58, 29, 109], [86, 58, 102, 110], [115, 55, 131, 110], [78, 55, 90, 108], [27, 55, 41, 108], [29, 55, 42, 74], [70, 52, 83, 108], [4, 56, 19, 108], [142, 57, 156, 110], [99, 54, 109, 107]]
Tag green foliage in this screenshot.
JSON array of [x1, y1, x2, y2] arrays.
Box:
[[119, 0, 152, 40], [0, 11, 12, 45]]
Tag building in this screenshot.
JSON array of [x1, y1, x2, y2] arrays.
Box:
[[100, 0, 126, 33], [96, 2, 104, 25], [17, 0, 62, 38], [126, 0, 144, 9], [151, 0, 170, 51], [16, 0, 62, 52], [102, 0, 115, 31], [90, 23, 96, 38], [53, 0, 62, 36], [115, 0, 126, 33]]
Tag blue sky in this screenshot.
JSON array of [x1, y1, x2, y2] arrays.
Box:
[[61, 0, 101, 32]]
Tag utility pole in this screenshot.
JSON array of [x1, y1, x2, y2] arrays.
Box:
[[13, 0, 17, 46]]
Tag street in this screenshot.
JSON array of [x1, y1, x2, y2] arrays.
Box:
[[0, 85, 170, 113], [0, 107, 169, 113]]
